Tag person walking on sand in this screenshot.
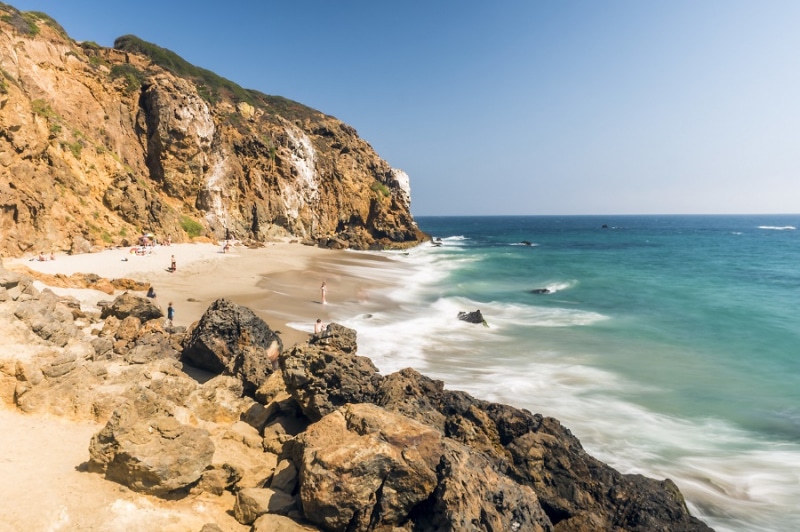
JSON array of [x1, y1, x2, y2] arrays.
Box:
[[320, 281, 327, 304], [170, 255, 176, 272]]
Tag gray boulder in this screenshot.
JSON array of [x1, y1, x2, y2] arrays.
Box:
[[234, 487, 297, 525], [88, 387, 214, 497], [281, 342, 383, 422], [181, 298, 282, 395], [308, 322, 357, 353], [100, 292, 163, 321]]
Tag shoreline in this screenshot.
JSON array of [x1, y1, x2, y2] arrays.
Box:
[[6, 241, 397, 348]]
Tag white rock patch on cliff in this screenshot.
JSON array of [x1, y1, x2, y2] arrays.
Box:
[[282, 124, 320, 219]]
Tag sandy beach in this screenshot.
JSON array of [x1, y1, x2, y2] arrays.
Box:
[[1, 240, 400, 531], [7, 240, 394, 347]]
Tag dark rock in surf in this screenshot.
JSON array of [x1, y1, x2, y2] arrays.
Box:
[[457, 310, 487, 325], [531, 288, 551, 294]]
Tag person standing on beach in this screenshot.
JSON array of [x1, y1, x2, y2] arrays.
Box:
[[170, 255, 176, 272], [166, 302, 175, 329], [320, 281, 327, 304]]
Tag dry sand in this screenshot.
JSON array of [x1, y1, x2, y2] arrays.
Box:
[[1, 240, 401, 531], [9, 240, 394, 346]]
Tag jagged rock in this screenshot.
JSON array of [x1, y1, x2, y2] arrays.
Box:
[[234, 487, 297, 525], [375, 367, 448, 431], [290, 403, 442, 531], [185, 375, 249, 424], [269, 459, 298, 494], [421, 441, 551, 531], [100, 292, 163, 322], [281, 342, 382, 422], [0, 263, 22, 289], [88, 387, 215, 497], [181, 298, 282, 395], [196, 465, 238, 496], [13, 289, 80, 346], [90, 336, 114, 360], [372, 367, 711, 531], [457, 309, 487, 325], [252, 514, 320, 532], [506, 416, 712, 531], [307, 322, 357, 353]]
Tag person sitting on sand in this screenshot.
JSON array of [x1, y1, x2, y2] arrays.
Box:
[[49, 252, 55, 261], [146, 286, 156, 299], [314, 318, 324, 334], [37, 251, 46, 262]]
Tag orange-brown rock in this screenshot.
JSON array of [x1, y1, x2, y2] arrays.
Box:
[[0, 6, 427, 258]]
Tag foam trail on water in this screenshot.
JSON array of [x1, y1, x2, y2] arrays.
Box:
[[317, 237, 800, 531]]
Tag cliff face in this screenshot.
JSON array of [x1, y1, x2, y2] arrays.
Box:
[[0, 6, 426, 258]]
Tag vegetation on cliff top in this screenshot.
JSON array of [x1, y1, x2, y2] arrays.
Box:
[[0, 3, 67, 38], [113, 34, 323, 122]]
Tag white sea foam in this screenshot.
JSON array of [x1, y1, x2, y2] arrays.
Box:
[[757, 225, 796, 230], [542, 279, 577, 293], [320, 229, 800, 531], [354, 328, 800, 532]]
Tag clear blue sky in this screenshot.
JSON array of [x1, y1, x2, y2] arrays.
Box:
[[9, 1, 800, 216]]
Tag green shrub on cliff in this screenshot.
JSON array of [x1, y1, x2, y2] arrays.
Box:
[[180, 215, 204, 238], [110, 64, 145, 95], [31, 99, 57, 120], [1, 10, 39, 36], [371, 180, 391, 197], [25, 11, 68, 38]]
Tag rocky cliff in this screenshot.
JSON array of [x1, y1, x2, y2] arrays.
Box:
[[0, 5, 427, 258]]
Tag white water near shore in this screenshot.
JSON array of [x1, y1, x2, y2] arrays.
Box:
[[317, 216, 800, 532]]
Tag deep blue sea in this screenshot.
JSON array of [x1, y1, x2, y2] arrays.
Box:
[[319, 215, 799, 531]]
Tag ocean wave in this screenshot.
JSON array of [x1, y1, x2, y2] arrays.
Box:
[[758, 225, 796, 231], [427, 359, 800, 532], [531, 280, 578, 294]]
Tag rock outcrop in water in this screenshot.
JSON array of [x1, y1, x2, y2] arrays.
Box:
[[0, 5, 427, 258], [0, 259, 713, 531]]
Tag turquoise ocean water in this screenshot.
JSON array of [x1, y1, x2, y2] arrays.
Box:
[[312, 215, 799, 531]]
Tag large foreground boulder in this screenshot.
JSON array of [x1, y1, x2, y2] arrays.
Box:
[[286, 402, 552, 532], [88, 387, 215, 497], [181, 298, 283, 395]]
